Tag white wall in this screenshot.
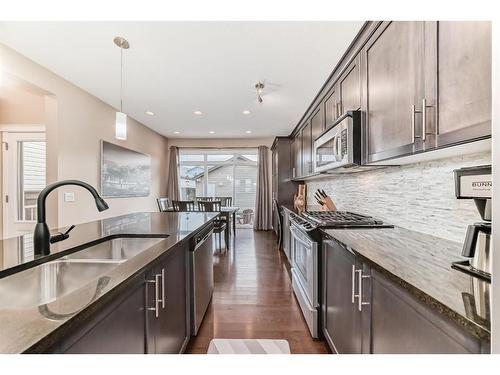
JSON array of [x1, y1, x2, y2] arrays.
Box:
[[0, 44, 169, 229]]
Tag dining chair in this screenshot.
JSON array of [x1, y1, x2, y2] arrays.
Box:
[[157, 197, 171, 212], [172, 200, 196, 212], [216, 197, 232, 207], [196, 196, 214, 202], [198, 200, 227, 252]]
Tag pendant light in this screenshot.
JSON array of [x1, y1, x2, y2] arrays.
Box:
[[114, 36, 130, 140]]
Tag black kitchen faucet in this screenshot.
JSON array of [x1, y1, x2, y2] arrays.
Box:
[[34, 180, 109, 256]]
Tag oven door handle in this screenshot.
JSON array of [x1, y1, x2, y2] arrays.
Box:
[[290, 226, 314, 249]]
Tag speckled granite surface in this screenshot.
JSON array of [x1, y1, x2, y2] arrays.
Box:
[[0, 211, 217, 277], [0, 212, 218, 353], [322, 226, 490, 340]]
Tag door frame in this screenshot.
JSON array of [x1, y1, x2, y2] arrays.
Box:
[[1, 124, 45, 238]]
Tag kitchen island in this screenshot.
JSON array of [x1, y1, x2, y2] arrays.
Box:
[[0, 212, 218, 354]]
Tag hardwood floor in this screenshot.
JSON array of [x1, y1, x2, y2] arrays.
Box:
[[185, 229, 329, 354]]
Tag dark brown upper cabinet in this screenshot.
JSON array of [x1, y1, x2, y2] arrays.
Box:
[[338, 55, 361, 116], [288, 21, 491, 171], [324, 86, 340, 130], [323, 55, 361, 133], [301, 121, 313, 176], [363, 21, 426, 163], [311, 106, 323, 143], [363, 21, 491, 164], [271, 137, 296, 206], [432, 21, 492, 148], [291, 134, 302, 178]]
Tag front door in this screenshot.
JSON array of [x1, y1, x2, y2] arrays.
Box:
[[2, 131, 46, 238]]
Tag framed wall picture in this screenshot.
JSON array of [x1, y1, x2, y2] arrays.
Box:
[[100, 140, 151, 198]]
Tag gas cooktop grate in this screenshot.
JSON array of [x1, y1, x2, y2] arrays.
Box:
[[302, 211, 391, 228]]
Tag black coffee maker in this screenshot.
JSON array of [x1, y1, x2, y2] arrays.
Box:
[[454, 165, 492, 278]]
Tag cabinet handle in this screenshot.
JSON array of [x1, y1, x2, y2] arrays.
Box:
[[356, 269, 370, 312], [411, 104, 422, 143], [351, 265, 356, 304], [422, 98, 435, 142], [147, 273, 161, 318], [422, 99, 427, 142], [161, 268, 166, 309]]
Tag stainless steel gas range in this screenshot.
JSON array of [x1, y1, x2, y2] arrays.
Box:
[[288, 211, 392, 339]]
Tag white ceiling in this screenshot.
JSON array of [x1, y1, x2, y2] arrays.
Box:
[[0, 21, 363, 138]]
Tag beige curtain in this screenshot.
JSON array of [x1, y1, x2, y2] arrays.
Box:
[[166, 146, 180, 201], [254, 146, 272, 230]]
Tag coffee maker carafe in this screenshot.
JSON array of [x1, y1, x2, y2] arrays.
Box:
[[454, 165, 492, 277]]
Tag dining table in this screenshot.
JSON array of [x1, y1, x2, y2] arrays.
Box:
[[219, 206, 239, 249]]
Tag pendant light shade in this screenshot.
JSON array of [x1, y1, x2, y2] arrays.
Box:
[[115, 111, 127, 140], [114, 36, 129, 140]]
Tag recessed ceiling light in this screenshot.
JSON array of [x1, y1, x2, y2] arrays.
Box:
[[145, 111, 154, 116], [245, 130, 252, 134], [194, 110, 203, 116], [209, 131, 215, 134], [243, 110, 251, 115], [173, 131, 180, 134]]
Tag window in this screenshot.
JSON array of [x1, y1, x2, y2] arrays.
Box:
[[2, 131, 46, 238], [179, 148, 258, 226], [18, 141, 46, 221]]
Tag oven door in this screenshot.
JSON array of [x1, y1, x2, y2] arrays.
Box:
[[290, 224, 318, 307]]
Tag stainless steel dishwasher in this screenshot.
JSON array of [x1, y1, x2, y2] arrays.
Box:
[[189, 224, 214, 335]]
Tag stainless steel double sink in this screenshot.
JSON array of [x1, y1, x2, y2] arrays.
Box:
[[0, 237, 165, 309]]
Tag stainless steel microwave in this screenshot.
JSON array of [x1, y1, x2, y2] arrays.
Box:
[[313, 111, 361, 173]]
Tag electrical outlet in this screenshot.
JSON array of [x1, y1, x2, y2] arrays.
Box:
[[64, 192, 75, 202]]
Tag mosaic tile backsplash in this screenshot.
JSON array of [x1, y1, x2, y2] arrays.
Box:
[[306, 151, 492, 243]]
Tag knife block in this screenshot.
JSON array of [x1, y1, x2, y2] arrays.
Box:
[[294, 184, 307, 215], [320, 196, 337, 211]]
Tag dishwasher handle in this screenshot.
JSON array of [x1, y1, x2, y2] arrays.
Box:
[[194, 229, 214, 251]]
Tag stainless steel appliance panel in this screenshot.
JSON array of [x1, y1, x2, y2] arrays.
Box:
[[190, 227, 214, 335], [290, 224, 317, 306], [290, 222, 319, 338], [313, 111, 361, 173]]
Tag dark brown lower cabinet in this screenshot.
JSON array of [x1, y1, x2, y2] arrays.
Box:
[[44, 243, 189, 354], [322, 239, 488, 354], [370, 269, 487, 354], [146, 243, 189, 354], [63, 280, 146, 354], [322, 240, 364, 353]]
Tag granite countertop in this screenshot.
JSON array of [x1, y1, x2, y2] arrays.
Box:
[[0, 211, 218, 278], [322, 226, 490, 340], [0, 211, 218, 353]]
